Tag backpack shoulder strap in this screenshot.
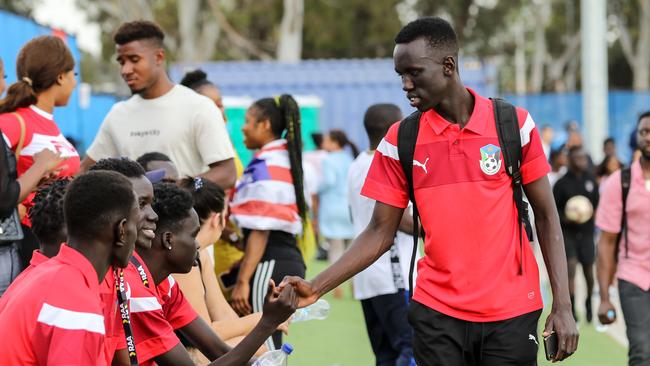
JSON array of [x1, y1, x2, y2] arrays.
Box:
[[396, 110, 421, 299], [397, 111, 422, 203], [491, 98, 533, 274], [617, 167, 632, 260]]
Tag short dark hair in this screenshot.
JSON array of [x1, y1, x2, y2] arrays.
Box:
[[394, 17, 458, 55], [114, 20, 165, 47], [136, 152, 172, 172], [364, 104, 402, 146], [310, 133, 323, 149], [603, 137, 615, 147], [638, 111, 650, 126], [64, 171, 135, 239], [178, 177, 225, 223], [91, 157, 146, 178], [153, 183, 194, 232], [30, 178, 71, 246], [568, 145, 584, 157], [180, 69, 213, 91]]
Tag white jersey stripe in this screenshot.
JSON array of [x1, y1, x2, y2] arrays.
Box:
[[232, 214, 302, 234], [377, 139, 399, 161], [520, 114, 535, 147], [37, 303, 105, 335], [232, 180, 297, 206], [129, 296, 163, 313]]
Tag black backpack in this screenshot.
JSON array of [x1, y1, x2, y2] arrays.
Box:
[[615, 167, 632, 261], [397, 98, 534, 298]]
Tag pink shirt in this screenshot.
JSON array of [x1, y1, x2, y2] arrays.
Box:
[[596, 161, 650, 290]]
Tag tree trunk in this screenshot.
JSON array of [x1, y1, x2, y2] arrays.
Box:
[[529, 1, 550, 93], [276, 0, 304, 62], [178, 0, 200, 62], [633, 0, 650, 90], [514, 21, 527, 95]]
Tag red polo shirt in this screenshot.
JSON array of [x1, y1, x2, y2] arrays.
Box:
[[157, 274, 199, 329], [0, 244, 106, 365], [362, 88, 549, 322], [127, 251, 181, 366], [13, 250, 49, 281]]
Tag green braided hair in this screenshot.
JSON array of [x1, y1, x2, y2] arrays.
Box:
[[251, 94, 307, 220]]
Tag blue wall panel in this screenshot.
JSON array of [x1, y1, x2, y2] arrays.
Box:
[[170, 58, 498, 150]]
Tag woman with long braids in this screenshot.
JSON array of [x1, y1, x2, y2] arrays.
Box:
[[229, 94, 307, 350]]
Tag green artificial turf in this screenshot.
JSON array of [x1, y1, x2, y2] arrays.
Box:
[[284, 259, 627, 365]]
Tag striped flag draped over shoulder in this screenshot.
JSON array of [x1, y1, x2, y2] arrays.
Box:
[[230, 139, 302, 235]]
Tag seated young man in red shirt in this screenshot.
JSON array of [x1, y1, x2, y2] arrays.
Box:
[[91, 158, 295, 365], [0, 171, 139, 365]]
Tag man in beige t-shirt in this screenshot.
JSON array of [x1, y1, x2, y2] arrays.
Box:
[[82, 21, 236, 188]]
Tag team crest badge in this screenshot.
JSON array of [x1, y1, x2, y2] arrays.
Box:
[[479, 144, 502, 175]]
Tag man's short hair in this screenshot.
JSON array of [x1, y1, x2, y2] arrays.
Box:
[[364, 104, 402, 143], [638, 111, 650, 126], [30, 178, 71, 245], [64, 171, 135, 239], [153, 183, 194, 232], [114, 20, 165, 47], [394, 17, 458, 55], [90, 157, 146, 178], [136, 152, 172, 171]]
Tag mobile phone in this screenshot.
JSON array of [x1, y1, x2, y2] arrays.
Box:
[[543, 332, 558, 361]]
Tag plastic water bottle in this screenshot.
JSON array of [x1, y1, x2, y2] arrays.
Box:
[[253, 343, 293, 366], [291, 299, 330, 323]]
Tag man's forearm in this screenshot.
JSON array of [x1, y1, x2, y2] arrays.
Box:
[[210, 319, 277, 366], [535, 212, 572, 308], [201, 159, 237, 189], [597, 233, 618, 302], [312, 211, 399, 297], [178, 317, 232, 360]]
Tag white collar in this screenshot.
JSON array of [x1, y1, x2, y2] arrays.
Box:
[[29, 105, 54, 120]]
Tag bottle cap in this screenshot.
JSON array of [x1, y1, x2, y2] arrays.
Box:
[[281, 343, 294, 354]]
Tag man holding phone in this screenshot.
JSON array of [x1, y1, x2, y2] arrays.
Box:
[[281, 17, 578, 365]]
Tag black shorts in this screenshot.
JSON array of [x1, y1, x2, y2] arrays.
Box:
[[408, 301, 542, 366], [564, 232, 595, 265]]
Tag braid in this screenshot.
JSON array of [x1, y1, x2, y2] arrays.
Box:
[[30, 178, 71, 246], [280, 94, 307, 220]]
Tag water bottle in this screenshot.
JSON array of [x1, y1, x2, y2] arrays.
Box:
[[253, 343, 293, 366], [291, 299, 330, 323]]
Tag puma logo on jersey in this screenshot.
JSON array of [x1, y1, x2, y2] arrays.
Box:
[[413, 158, 429, 174]]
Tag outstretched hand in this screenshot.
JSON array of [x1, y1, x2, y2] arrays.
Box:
[[278, 276, 319, 308], [262, 280, 298, 326], [543, 307, 579, 362]]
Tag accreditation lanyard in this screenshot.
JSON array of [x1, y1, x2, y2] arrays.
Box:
[[115, 268, 139, 365], [130, 256, 150, 287]]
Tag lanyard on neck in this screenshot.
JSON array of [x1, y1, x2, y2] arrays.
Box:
[[130, 256, 150, 287], [115, 268, 139, 365]]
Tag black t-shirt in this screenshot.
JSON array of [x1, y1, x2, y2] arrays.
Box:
[[553, 171, 600, 238], [242, 229, 305, 264]]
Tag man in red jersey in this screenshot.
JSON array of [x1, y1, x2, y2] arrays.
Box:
[[0, 171, 138, 365], [282, 17, 578, 365]]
